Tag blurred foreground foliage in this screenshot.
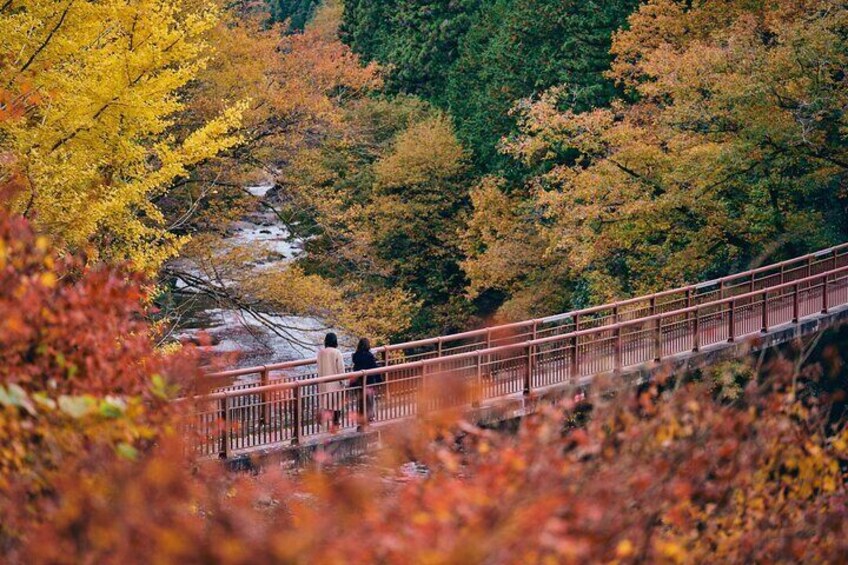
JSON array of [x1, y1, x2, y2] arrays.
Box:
[[2, 212, 848, 562], [0, 212, 199, 554]]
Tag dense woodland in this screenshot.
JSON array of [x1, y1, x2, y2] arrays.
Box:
[[2, 0, 846, 341], [2, 0, 848, 561], [336, 0, 848, 324]]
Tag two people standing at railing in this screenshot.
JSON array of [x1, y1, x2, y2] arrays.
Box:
[[316, 333, 384, 430]]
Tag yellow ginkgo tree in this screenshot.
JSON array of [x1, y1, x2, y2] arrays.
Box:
[[0, 0, 245, 272]]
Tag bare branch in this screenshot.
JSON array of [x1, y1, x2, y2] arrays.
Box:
[[17, 1, 75, 75]]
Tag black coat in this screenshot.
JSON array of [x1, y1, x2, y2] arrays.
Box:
[[350, 350, 383, 386]]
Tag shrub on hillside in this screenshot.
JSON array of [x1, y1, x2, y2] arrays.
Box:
[[0, 213, 195, 554]]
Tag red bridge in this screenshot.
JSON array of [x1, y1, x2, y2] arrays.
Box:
[[194, 245, 848, 459]]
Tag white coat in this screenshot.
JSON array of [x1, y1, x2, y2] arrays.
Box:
[[316, 346, 345, 411]]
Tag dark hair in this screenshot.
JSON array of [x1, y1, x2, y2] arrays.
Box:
[[324, 332, 338, 348], [356, 337, 371, 354]]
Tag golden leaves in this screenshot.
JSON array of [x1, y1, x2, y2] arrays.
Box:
[[1, 0, 244, 273], [464, 0, 848, 315], [374, 115, 467, 190]]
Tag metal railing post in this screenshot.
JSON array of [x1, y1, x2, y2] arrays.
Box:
[[419, 364, 428, 417], [524, 345, 533, 394], [381, 346, 393, 403], [728, 299, 736, 342], [359, 372, 368, 431], [261, 366, 270, 425], [612, 304, 622, 370], [571, 334, 580, 379], [654, 316, 662, 361], [292, 386, 302, 445], [793, 284, 800, 322], [761, 291, 769, 333], [693, 307, 700, 352], [615, 325, 622, 371], [219, 396, 230, 459], [685, 288, 692, 327], [822, 275, 829, 314], [474, 352, 482, 406]]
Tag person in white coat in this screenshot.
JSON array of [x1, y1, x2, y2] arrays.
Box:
[[317, 332, 345, 428]]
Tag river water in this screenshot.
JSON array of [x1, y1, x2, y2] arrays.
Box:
[[173, 184, 338, 369]]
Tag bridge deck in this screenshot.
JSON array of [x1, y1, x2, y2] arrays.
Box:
[[189, 265, 848, 459]]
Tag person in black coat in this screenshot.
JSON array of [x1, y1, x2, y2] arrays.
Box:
[[349, 338, 383, 421]]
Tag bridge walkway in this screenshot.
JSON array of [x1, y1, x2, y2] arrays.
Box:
[[191, 246, 848, 458]]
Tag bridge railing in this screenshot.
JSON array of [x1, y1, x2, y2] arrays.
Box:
[[206, 243, 848, 391], [188, 260, 848, 457]]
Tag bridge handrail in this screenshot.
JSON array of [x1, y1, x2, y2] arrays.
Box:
[[193, 262, 848, 401], [205, 242, 848, 382]]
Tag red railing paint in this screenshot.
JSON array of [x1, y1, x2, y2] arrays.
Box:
[[206, 244, 848, 389], [188, 245, 848, 457]]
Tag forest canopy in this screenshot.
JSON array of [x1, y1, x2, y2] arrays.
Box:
[[1, 0, 846, 343], [3, 0, 848, 562], [340, 0, 639, 173], [463, 0, 848, 317]]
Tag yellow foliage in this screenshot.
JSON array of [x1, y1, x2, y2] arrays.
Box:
[[461, 177, 555, 320], [374, 116, 467, 190], [465, 0, 848, 315], [337, 284, 420, 343], [0, 0, 245, 272], [282, 103, 469, 335]]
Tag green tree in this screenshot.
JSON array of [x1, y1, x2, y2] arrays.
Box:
[[268, 0, 321, 31], [463, 0, 848, 318], [341, 0, 482, 99], [341, 0, 638, 173], [284, 97, 475, 337], [444, 0, 638, 172]]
